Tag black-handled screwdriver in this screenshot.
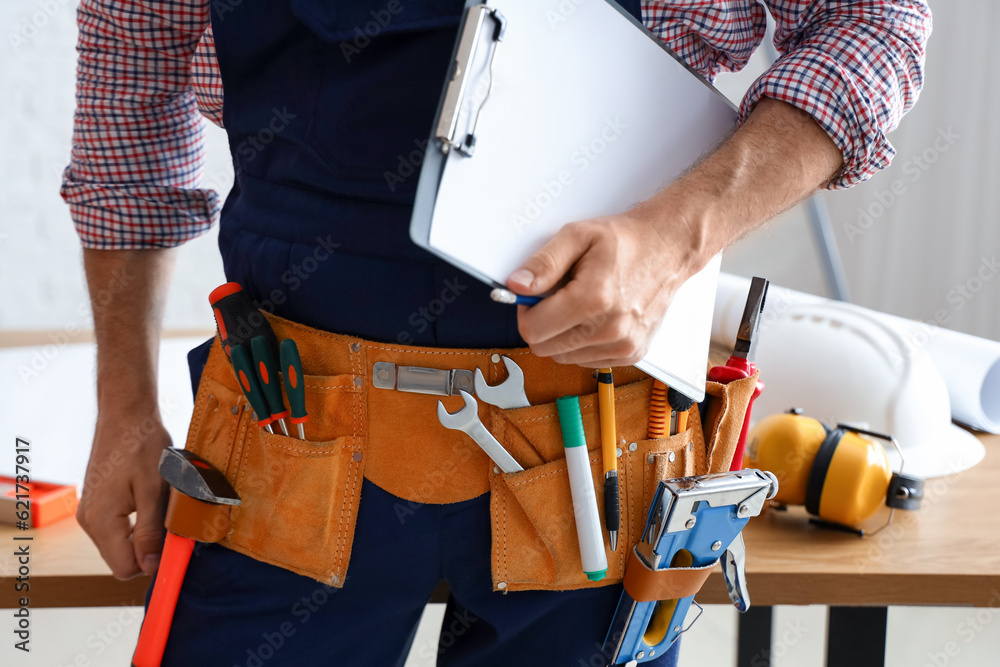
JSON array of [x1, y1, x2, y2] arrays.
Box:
[[251, 335, 290, 437], [280, 339, 309, 440], [231, 344, 274, 433]]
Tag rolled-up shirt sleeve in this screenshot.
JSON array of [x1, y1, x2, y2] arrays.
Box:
[[60, 0, 220, 249], [740, 1, 932, 189]]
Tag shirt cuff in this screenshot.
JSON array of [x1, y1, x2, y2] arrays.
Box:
[[738, 48, 896, 190], [61, 178, 220, 250]]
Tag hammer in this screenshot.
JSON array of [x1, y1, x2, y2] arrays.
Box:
[[132, 448, 240, 667]]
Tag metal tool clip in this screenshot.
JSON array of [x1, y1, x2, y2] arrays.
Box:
[[372, 362, 474, 397], [435, 4, 506, 156]]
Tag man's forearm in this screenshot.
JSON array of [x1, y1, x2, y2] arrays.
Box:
[[634, 96, 845, 276], [83, 248, 177, 413]]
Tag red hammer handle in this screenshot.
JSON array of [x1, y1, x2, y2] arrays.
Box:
[[132, 531, 195, 667]]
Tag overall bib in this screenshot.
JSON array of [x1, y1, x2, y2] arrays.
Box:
[[147, 1, 687, 664]]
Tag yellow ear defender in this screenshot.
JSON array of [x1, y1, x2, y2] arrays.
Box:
[[745, 409, 924, 534]]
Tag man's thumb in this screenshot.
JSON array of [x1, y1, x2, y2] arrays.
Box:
[[507, 225, 590, 295]]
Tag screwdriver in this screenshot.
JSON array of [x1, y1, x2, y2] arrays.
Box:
[[280, 339, 309, 440], [231, 344, 274, 433], [209, 282, 280, 360], [251, 336, 291, 437]]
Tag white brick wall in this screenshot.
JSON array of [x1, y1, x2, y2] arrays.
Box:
[[1, 0, 997, 342], [0, 0, 229, 333]]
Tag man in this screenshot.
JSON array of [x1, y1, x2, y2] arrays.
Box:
[[62, 0, 930, 664]]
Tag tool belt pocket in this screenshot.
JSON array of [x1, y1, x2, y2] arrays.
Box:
[[184, 341, 365, 586], [487, 373, 759, 593]]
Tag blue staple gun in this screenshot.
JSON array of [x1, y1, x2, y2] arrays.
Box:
[[602, 469, 779, 666]]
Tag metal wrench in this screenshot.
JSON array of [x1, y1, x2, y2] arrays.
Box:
[[473, 356, 530, 409], [437, 390, 523, 473]]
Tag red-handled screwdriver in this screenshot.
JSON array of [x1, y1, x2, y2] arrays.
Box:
[[209, 282, 279, 360], [280, 339, 309, 440], [708, 276, 768, 471]]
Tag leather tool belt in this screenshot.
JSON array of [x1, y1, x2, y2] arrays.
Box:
[[184, 313, 759, 590]]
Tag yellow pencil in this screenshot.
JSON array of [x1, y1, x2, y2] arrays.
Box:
[[597, 368, 619, 551]]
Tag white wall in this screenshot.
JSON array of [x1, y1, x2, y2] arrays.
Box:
[[0, 0, 229, 333], [1, 0, 996, 341], [716, 0, 1000, 341]]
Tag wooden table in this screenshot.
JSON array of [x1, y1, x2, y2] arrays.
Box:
[[698, 431, 1000, 667], [2, 431, 997, 666]]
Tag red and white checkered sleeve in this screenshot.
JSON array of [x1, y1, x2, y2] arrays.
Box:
[[60, 0, 220, 249], [741, 1, 932, 189]]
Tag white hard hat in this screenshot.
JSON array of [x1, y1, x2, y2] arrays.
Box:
[[752, 301, 984, 479]]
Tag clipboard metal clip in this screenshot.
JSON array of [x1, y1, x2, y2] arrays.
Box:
[[435, 4, 506, 157]]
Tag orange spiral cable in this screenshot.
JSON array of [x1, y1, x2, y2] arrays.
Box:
[[647, 380, 670, 439]]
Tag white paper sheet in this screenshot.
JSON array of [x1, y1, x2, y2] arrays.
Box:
[[416, 0, 738, 401]]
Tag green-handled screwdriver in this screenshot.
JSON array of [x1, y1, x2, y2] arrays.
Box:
[[280, 339, 309, 440], [251, 335, 291, 437], [231, 344, 275, 433]]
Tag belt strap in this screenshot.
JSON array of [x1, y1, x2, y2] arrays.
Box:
[[623, 549, 716, 602]]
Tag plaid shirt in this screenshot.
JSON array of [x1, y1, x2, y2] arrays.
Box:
[[61, 0, 932, 249]]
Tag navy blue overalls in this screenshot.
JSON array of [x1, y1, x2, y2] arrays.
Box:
[[151, 1, 681, 665]]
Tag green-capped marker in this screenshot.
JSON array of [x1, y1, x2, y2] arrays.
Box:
[[556, 395, 608, 581], [231, 344, 274, 433], [251, 335, 290, 436], [280, 339, 309, 440]]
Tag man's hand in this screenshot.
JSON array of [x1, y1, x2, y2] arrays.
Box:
[[508, 211, 699, 367], [78, 409, 171, 580], [508, 97, 844, 367], [80, 248, 177, 579]]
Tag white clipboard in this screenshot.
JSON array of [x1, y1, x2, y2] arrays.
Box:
[[410, 0, 737, 401]]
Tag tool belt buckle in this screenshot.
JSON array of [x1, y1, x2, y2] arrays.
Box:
[[372, 362, 475, 396], [603, 469, 779, 666]]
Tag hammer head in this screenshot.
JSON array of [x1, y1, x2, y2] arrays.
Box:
[[158, 448, 240, 506]]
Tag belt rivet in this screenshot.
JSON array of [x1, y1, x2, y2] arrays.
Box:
[[350, 343, 361, 353], [497, 581, 507, 590], [668, 452, 676, 463], [251, 411, 258, 421], [353, 452, 363, 462], [244, 403, 252, 412], [491, 353, 501, 363], [354, 377, 363, 387], [628, 442, 638, 452], [376, 368, 389, 381], [231, 406, 239, 415], [647, 454, 654, 464], [493, 465, 500, 474], [616, 447, 623, 458]]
